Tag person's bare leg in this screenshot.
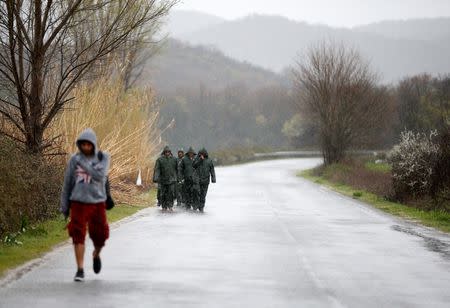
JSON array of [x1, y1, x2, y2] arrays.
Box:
[[74, 244, 85, 269]]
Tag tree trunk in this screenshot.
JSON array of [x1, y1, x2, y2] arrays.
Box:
[[25, 0, 45, 154], [321, 131, 345, 165], [25, 124, 44, 154]]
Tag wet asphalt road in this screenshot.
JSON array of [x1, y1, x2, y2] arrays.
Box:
[[1, 158, 450, 308]]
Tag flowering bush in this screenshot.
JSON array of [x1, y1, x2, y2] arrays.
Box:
[[388, 130, 439, 198]]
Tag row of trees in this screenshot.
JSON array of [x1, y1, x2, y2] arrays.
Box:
[[160, 83, 295, 150], [0, 0, 176, 154]]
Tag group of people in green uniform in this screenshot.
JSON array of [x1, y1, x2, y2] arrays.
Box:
[[152, 146, 216, 212]]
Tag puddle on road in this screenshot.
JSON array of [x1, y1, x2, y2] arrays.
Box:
[[391, 225, 450, 260]]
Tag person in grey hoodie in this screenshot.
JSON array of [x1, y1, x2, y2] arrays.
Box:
[[60, 128, 110, 282]]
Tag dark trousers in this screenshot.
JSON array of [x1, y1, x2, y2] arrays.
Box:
[[176, 182, 183, 204], [160, 183, 175, 209], [183, 179, 197, 209], [198, 182, 209, 210], [157, 184, 162, 206]]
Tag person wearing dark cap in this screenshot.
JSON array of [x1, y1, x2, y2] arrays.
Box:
[[179, 147, 197, 210], [153, 146, 178, 212]]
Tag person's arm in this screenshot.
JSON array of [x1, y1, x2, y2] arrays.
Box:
[[153, 159, 160, 183], [210, 160, 216, 183], [60, 156, 75, 218], [75, 154, 110, 181], [193, 155, 202, 168]]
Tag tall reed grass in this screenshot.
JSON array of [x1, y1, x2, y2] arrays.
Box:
[[50, 78, 162, 204]]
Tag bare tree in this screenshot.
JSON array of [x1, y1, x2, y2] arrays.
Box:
[[0, 0, 176, 153], [293, 42, 388, 164], [117, 18, 164, 91]]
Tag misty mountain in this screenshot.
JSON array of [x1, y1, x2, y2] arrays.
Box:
[[138, 38, 293, 151], [171, 14, 450, 81], [140, 38, 284, 94], [164, 10, 224, 38], [354, 18, 450, 41]]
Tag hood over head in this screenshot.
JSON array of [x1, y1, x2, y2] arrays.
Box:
[[76, 128, 98, 154], [186, 147, 196, 155], [199, 148, 209, 158], [162, 145, 172, 155]]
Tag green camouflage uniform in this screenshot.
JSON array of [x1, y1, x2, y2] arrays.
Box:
[[179, 147, 197, 210], [193, 148, 216, 211], [153, 146, 178, 209]]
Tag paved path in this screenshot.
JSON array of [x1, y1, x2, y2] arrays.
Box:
[[1, 158, 449, 308]]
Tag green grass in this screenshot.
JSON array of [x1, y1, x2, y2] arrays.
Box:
[[365, 161, 392, 173], [0, 191, 155, 278], [299, 169, 450, 233]]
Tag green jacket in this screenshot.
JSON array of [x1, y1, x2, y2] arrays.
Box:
[[179, 155, 195, 181], [193, 150, 216, 184], [153, 155, 178, 185]]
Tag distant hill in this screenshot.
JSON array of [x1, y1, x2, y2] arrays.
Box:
[[354, 17, 450, 41], [164, 10, 224, 37], [141, 38, 284, 94], [172, 14, 450, 82]]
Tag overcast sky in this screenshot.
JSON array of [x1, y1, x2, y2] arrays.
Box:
[[177, 0, 450, 27]]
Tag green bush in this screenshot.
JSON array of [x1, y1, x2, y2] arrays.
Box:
[[0, 137, 64, 237]]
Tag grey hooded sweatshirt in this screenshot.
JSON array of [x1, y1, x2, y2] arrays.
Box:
[[60, 128, 110, 215]]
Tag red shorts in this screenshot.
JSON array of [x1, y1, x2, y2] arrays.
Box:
[[68, 201, 109, 247]]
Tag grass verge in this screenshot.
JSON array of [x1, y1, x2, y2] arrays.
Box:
[[0, 190, 155, 278], [299, 169, 450, 233]]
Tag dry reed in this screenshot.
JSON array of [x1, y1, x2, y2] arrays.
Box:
[[49, 78, 162, 204]]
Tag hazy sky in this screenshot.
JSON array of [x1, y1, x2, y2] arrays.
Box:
[[177, 0, 450, 27]]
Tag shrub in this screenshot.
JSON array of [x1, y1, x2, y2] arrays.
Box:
[[388, 130, 439, 199], [318, 159, 393, 198], [0, 137, 63, 237]]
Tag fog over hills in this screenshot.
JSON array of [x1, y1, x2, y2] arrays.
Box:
[[166, 11, 450, 82], [141, 39, 283, 94], [353, 17, 450, 41]]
